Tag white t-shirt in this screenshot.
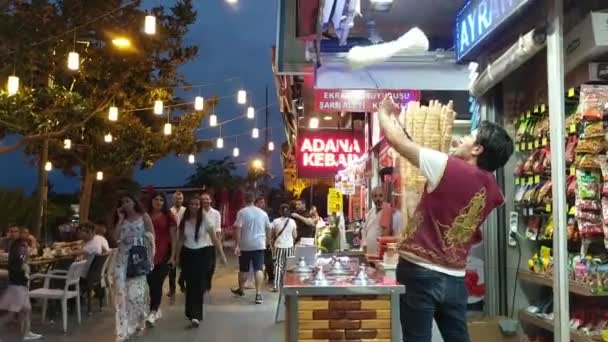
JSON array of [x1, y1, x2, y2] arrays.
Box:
[[235, 205, 270, 251], [270, 217, 297, 249], [203, 207, 222, 234], [82, 235, 110, 276], [171, 206, 186, 227], [182, 218, 214, 249], [362, 208, 382, 254], [401, 148, 466, 277]]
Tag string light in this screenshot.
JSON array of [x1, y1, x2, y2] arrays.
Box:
[[237, 90, 247, 104], [309, 117, 319, 129], [226, 0, 238, 4], [63, 139, 72, 149], [44, 161, 53, 172], [216, 137, 224, 148], [104, 133, 113, 143], [268, 141, 275, 151], [96, 171, 104, 181], [67, 51, 79, 70], [194, 96, 204, 111], [233, 147, 240, 157], [108, 106, 118, 121], [164, 123, 172, 135], [209, 114, 217, 127], [252, 127, 259, 138], [154, 100, 163, 115], [144, 15, 156, 35], [247, 106, 255, 119], [7, 76, 19, 96], [188, 154, 195, 164]]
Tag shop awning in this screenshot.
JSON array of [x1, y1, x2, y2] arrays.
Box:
[[316, 53, 471, 91]]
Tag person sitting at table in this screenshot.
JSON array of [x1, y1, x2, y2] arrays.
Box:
[[0, 224, 21, 253], [19, 228, 39, 256], [79, 223, 110, 278], [95, 222, 117, 249], [0, 237, 43, 340]]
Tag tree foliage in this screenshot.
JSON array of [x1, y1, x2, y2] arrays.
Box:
[[186, 157, 244, 191]]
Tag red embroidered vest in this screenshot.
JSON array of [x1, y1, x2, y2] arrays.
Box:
[[399, 157, 504, 270]]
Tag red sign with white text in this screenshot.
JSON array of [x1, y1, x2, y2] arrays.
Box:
[[297, 129, 365, 178], [314, 89, 420, 113]]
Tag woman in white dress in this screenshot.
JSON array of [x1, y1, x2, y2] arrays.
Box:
[[112, 194, 155, 342]]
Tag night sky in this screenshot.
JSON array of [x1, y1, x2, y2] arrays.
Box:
[[0, 1, 284, 193]]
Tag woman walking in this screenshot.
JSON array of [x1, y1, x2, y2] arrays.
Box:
[[145, 191, 177, 326], [176, 195, 227, 327], [113, 194, 155, 342], [269, 204, 297, 292]]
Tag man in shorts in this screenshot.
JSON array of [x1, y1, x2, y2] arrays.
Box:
[[231, 192, 270, 304]]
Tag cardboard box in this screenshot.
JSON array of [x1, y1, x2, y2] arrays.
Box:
[[468, 317, 523, 342]]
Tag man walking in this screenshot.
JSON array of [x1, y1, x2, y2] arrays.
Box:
[[231, 192, 270, 304], [378, 97, 513, 341], [290, 199, 315, 244]]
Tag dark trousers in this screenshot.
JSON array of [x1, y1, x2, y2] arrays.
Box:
[[147, 262, 170, 312], [264, 248, 274, 282], [168, 266, 185, 294], [397, 258, 469, 342], [182, 246, 214, 321]]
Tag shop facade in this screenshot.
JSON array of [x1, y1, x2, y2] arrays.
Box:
[[458, 0, 608, 340]]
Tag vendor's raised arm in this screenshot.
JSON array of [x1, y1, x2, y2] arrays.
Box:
[[377, 95, 420, 168]]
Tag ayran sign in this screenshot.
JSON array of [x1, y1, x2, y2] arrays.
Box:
[[314, 89, 419, 113], [296, 129, 364, 178], [456, 0, 533, 61]]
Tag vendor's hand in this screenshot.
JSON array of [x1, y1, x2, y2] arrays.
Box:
[[378, 97, 407, 146]]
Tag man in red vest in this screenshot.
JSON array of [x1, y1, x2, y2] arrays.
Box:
[[378, 97, 514, 342]]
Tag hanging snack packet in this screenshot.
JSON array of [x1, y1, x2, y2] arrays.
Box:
[[582, 121, 605, 139], [577, 170, 601, 200]]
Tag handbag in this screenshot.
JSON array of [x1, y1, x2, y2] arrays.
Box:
[[271, 218, 291, 253], [126, 238, 151, 279]]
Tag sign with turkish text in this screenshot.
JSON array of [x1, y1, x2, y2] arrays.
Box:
[[314, 89, 419, 113], [296, 129, 365, 178], [327, 188, 344, 214], [456, 0, 533, 61]]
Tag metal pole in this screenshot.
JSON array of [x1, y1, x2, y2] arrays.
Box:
[[546, 0, 569, 340], [265, 84, 270, 192]]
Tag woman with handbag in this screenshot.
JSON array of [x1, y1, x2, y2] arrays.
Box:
[[269, 203, 297, 292], [145, 191, 177, 327], [175, 195, 227, 327], [113, 194, 155, 342]]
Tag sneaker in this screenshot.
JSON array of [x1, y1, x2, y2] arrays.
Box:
[[146, 312, 157, 327], [191, 319, 200, 328], [255, 293, 263, 304], [24, 332, 43, 341], [155, 309, 162, 320], [231, 287, 244, 297], [271, 287, 279, 293]]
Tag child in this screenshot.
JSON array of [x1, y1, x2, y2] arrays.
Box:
[[0, 238, 42, 341]]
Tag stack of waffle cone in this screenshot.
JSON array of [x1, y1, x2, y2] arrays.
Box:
[[397, 100, 456, 231]]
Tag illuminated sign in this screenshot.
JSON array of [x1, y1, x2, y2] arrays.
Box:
[[314, 89, 419, 113], [456, 0, 533, 61], [297, 129, 365, 178]]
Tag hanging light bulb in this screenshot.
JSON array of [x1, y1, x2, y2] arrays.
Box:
[[104, 133, 113, 143], [67, 51, 79, 70], [233, 147, 240, 157], [63, 139, 72, 150], [309, 117, 319, 129], [209, 114, 218, 127], [226, 0, 238, 4], [194, 96, 204, 111], [144, 15, 156, 35], [252, 128, 259, 138], [268, 141, 275, 151], [44, 161, 53, 172], [96, 171, 104, 181], [154, 100, 163, 115], [188, 154, 195, 164], [247, 106, 255, 119], [237, 90, 247, 104], [7, 75, 19, 96], [216, 137, 224, 148], [164, 123, 172, 135], [108, 106, 118, 121]]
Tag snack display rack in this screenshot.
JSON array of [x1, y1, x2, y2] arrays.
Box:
[[513, 84, 608, 341]]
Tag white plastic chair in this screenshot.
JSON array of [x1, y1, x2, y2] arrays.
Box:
[[29, 260, 87, 332], [100, 249, 117, 305]]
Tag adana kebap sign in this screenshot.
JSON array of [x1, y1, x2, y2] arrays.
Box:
[[456, 0, 534, 61]]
